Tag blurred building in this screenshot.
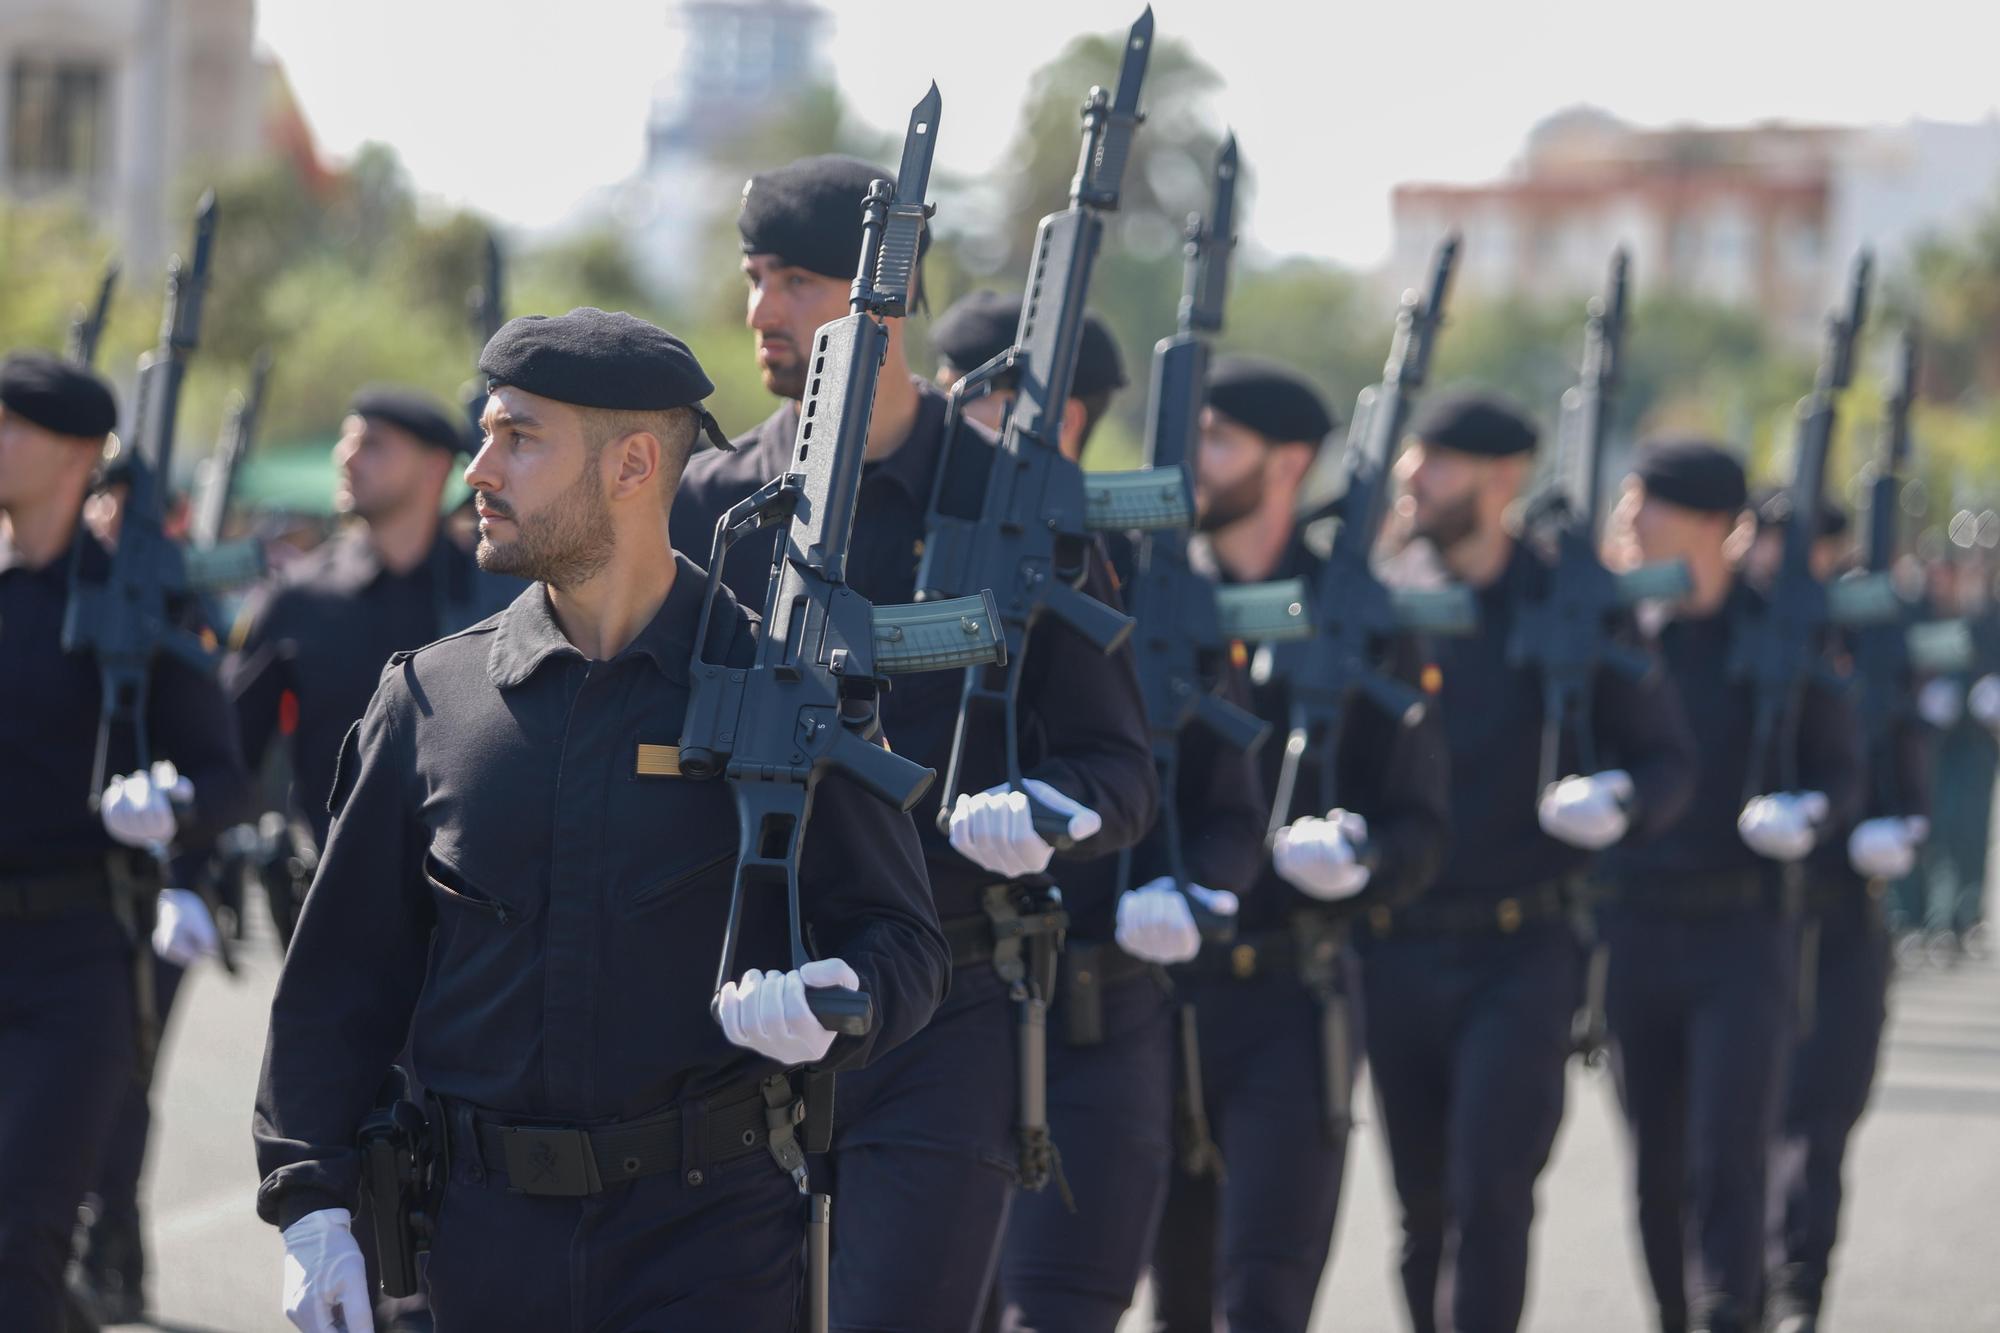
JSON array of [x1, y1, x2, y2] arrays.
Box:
[[621, 0, 833, 295], [1391, 108, 2000, 345], [0, 0, 285, 272]]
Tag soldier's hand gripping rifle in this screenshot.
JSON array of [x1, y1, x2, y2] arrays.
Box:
[[1216, 235, 1473, 841], [62, 193, 237, 982], [67, 260, 120, 368], [1512, 250, 1691, 796], [917, 9, 1187, 853], [1113, 134, 1268, 941], [679, 86, 1003, 1039], [1729, 252, 1872, 801]]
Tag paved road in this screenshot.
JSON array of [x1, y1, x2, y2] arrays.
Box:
[[128, 916, 1999, 1331]]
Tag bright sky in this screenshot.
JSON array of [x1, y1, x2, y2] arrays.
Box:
[[258, 0, 2000, 269]]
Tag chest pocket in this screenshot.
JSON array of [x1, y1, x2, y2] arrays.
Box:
[[424, 849, 540, 926], [607, 765, 741, 921]]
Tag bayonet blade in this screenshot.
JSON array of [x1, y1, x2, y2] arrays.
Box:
[[1112, 8, 1153, 115], [894, 82, 942, 208], [1185, 133, 1238, 332]]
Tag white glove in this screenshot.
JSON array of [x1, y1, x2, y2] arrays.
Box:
[[101, 765, 184, 847], [1918, 678, 1964, 729], [281, 1207, 375, 1333], [1272, 810, 1372, 902], [1538, 769, 1635, 850], [1738, 791, 1830, 862], [1970, 675, 2000, 729], [1848, 815, 1929, 880], [947, 778, 1102, 879], [1115, 877, 1239, 965], [152, 888, 220, 966], [716, 958, 861, 1066]]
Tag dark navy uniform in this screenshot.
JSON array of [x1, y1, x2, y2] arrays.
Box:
[[0, 531, 251, 1332], [1767, 700, 1927, 1326], [1368, 539, 1695, 1333], [672, 381, 1159, 1333], [254, 560, 947, 1328], [1148, 524, 1451, 1333], [987, 536, 1268, 1333], [228, 527, 522, 849], [1603, 580, 1862, 1333]]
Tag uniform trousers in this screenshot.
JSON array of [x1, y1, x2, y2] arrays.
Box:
[[826, 963, 1020, 1333], [1604, 906, 1797, 1333], [1766, 896, 1890, 1318], [994, 969, 1174, 1333], [1361, 919, 1579, 1333], [0, 909, 136, 1333], [1152, 957, 1364, 1333]]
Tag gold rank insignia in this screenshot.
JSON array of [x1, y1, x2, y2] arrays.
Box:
[[635, 743, 682, 777], [1421, 663, 1443, 695]]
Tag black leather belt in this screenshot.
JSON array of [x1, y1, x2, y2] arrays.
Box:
[[1612, 870, 1773, 917], [444, 1085, 775, 1197], [1363, 882, 1571, 938], [0, 866, 116, 919]]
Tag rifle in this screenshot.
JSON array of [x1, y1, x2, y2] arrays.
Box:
[[679, 86, 1003, 1039], [191, 348, 271, 548], [917, 8, 1184, 849], [1511, 249, 1690, 794], [464, 230, 506, 441], [1113, 134, 1268, 940], [67, 260, 119, 368], [62, 192, 236, 978], [1729, 251, 1871, 799], [1216, 234, 1473, 839]]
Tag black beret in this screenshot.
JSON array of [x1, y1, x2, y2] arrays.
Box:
[[1205, 356, 1337, 446], [738, 154, 930, 282], [0, 351, 117, 439], [480, 308, 732, 450], [1408, 389, 1538, 458], [350, 385, 466, 454], [1634, 438, 1749, 515], [1750, 485, 1850, 539], [931, 290, 1127, 399]]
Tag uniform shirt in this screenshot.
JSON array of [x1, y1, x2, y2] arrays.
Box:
[[254, 556, 947, 1228], [0, 531, 251, 875], [1049, 533, 1269, 942], [1201, 523, 1453, 932], [1805, 623, 1932, 895], [1608, 578, 1862, 888], [670, 378, 1159, 924], [226, 529, 522, 846], [1428, 539, 1696, 902]]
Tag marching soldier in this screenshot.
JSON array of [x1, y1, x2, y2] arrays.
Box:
[[671, 157, 1159, 1333], [0, 350, 253, 1333], [1375, 391, 1695, 1333], [256, 310, 948, 1332], [1742, 492, 1930, 1333], [227, 386, 522, 888], [929, 294, 1263, 1332], [1150, 358, 1451, 1333], [1600, 441, 1862, 1333]]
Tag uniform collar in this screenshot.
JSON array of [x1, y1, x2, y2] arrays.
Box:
[[486, 551, 710, 690]]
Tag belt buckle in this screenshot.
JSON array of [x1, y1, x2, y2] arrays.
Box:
[[1496, 898, 1522, 933], [1230, 943, 1258, 980], [497, 1126, 602, 1196]]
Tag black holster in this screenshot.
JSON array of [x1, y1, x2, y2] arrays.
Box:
[[982, 883, 1071, 1205], [358, 1071, 434, 1300], [1293, 912, 1353, 1145]]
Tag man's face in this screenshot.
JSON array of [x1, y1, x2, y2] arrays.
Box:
[[332, 416, 438, 521], [466, 387, 615, 589], [743, 254, 850, 401], [1397, 439, 1490, 551], [1628, 485, 1727, 568], [0, 406, 91, 513], [1194, 407, 1273, 532]]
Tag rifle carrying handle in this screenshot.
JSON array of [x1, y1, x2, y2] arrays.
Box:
[[805, 985, 874, 1037]]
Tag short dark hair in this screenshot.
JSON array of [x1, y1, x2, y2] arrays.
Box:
[[1074, 390, 1114, 450], [579, 405, 699, 509]]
